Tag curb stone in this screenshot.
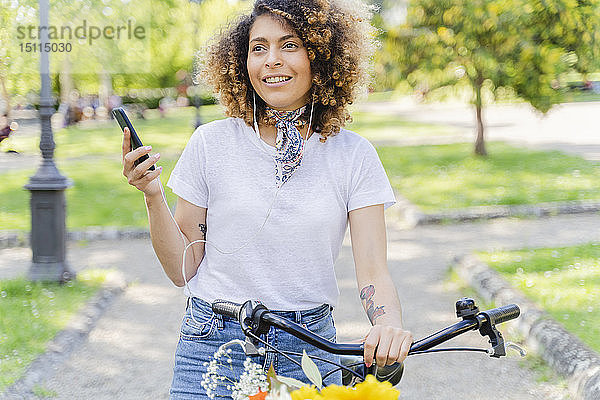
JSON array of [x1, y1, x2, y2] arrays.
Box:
[[0, 270, 128, 400], [452, 253, 600, 400], [0, 228, 149, 249], [392, 197, 600, 227]]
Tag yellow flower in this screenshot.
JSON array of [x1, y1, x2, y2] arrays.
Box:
[[318, 384, 357, 400], [289, 375, 400, 400], [353, 375, 400, 399], [291, 385, 320, 400]]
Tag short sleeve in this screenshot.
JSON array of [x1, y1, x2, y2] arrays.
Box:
[[347, 140, 396, 212], [166, 127, 209, 208]]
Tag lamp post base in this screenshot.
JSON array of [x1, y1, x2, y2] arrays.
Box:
[[24, 186, 75, 283], [28, 261, 75, 283]]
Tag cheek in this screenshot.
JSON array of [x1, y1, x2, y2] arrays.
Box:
[[247, 59, 260, 88]]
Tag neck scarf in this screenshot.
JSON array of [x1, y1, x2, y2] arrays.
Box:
[[265, 105, 308, 188]]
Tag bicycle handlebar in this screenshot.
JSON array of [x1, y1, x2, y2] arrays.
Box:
[[212, 300, 239, 319], [211, 299, 521, 385], [213, 299, 364, 355], [482, 304, 520, 325]]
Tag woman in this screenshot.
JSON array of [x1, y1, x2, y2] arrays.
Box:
[[121, 0, 413, 398]]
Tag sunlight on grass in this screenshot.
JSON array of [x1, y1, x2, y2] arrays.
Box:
[[478, 243, 600, 353], [377, 142, 600, 212], [0, 159, 178, 230], [5, 111, 600, 229], [347, 111, 458, 141], [0, 269, 110, 390]]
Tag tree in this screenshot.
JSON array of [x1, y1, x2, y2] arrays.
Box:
[[377, 0, 600, 156]]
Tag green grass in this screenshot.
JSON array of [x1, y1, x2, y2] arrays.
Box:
[[4, 108, 600, 229], [561, 91, 600, 103], [377, 142, 600, 212], [6, 105, 226, 157], [346, 111, 458, 141], [0, 159, 179, 230], [0, 105, 455, 230], [0, 270, 109, 391], [32, 385, 58, 398], [1, 106, 221, 230], [478, 243, 600, 353]]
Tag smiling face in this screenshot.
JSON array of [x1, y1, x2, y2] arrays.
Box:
[[247, 13, 313, 111]]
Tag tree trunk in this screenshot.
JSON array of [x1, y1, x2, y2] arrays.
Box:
[[0, 73, 11, 118], [59, 56, 73, 105], [99, 67, 112, 110], [473, 76, 487, 156]]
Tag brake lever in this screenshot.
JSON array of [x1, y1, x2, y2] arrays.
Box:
[[505, 341, 527, 357], [238, 300, 270, 351], [478, 313, 506, 357]]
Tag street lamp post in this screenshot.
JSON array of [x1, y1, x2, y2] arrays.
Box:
[[24, 0, 74, 282], [190, 0, 203, 130]]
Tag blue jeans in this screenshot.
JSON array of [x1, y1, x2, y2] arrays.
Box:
[[170, 297, 342, 399]]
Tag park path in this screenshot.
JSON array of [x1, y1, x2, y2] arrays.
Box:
[[3, 213, 599, 399]]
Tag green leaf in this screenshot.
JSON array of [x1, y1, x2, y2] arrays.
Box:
[[301, 349, 322, 390], [266, 363, 276, 392], [267, 363, 285, 393], [276, 375, 308, 389]]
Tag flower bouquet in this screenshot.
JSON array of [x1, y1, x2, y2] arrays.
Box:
[[202, 340, 401, 400]]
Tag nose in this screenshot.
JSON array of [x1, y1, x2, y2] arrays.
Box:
[[265, 48, 282, 68]]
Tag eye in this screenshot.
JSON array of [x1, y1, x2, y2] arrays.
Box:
[[283, 42, 299, 49], [251, 44, 266, 52]]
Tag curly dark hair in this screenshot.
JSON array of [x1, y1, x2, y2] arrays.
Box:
[[198, 0, 376, 141]]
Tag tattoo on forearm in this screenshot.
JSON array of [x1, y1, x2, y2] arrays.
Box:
[[360, 284, 386, 324]]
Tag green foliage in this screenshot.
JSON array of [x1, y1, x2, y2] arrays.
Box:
[[0, 0, 247, 97], [377, 0, 600, 110], [479, 242, 600, 353], [374, 0, 600, 153], [0, 270, 108, 390]]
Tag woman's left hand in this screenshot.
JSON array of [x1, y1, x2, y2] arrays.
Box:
[[362, 325, 413, 367]]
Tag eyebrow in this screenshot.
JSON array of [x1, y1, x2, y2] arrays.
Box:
[[249, 34, 298, 43]]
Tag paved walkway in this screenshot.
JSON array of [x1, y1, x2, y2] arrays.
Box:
[[3, 213, 599, 399]]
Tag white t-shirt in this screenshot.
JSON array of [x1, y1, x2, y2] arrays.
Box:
[[166, 117, 395, 310]]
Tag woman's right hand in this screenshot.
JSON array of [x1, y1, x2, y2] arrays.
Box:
[[122, 127, 163, 197]]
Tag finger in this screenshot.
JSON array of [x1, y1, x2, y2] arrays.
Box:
[[130, 163, 161, 188], [348, 338, 366, 344], [398, 333, 413, 363], [133, 166, 162, 192], [363, 329, 380, 367], [121, 127, 131, 160], [132, 152, 160, 179], [375, 329, 393, 366], [140, 165, 163, 185], [124, 145, 152, 168], [388, 335, 404, 364]]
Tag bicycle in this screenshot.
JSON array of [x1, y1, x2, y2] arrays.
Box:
[[210, 297, 526, 388]]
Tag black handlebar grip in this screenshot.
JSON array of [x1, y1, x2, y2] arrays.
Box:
[[483, 304, 520, 325], [212, 300, 242, 319]]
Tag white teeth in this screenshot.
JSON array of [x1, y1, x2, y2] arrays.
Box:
[[265, 76, 291, 83]]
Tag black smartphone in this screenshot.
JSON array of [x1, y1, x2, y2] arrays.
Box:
[[112, 107, 155, 171]]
